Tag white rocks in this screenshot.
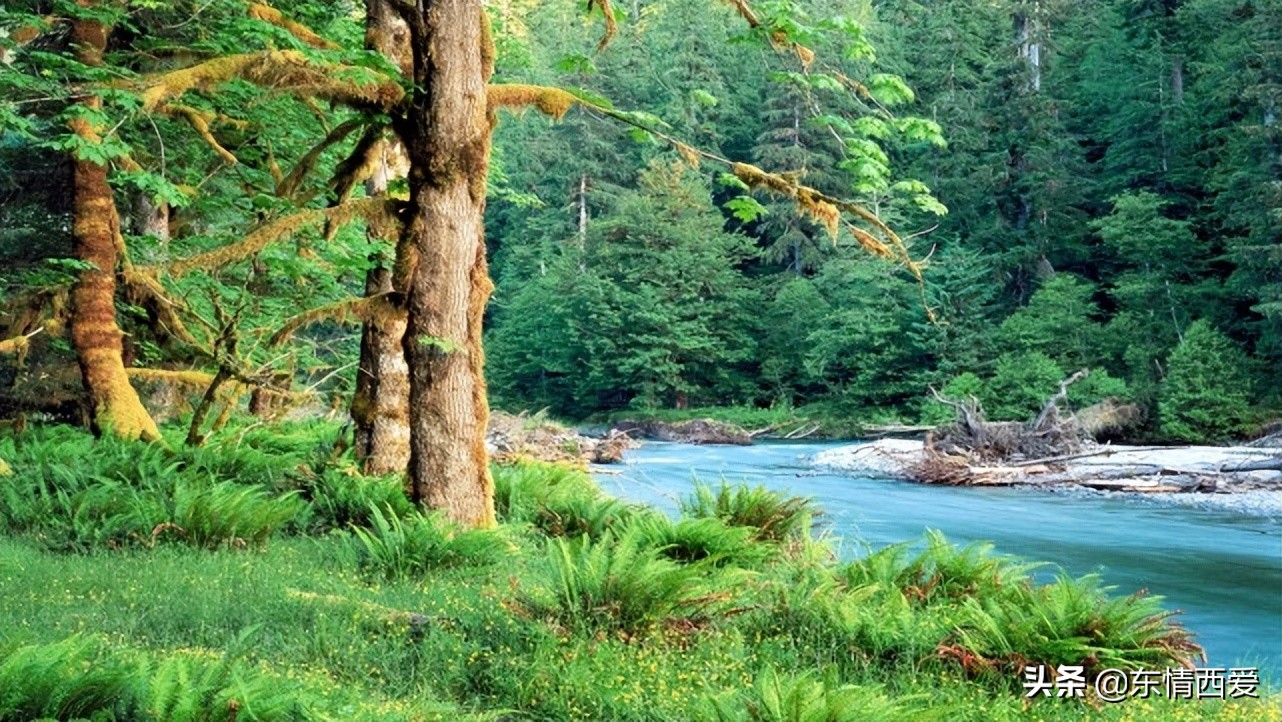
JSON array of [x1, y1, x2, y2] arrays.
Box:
[[811, 439, 1282, 499], [811, 439, 926, 479]]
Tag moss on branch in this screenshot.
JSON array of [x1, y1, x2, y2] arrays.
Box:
[[247, 3, 338, 50], [162, 197, 397, 278], [136, 51, 403, 114], [268, 295, 389, 347], [276, 118, 367, 199], [487, 84, 579, 120]]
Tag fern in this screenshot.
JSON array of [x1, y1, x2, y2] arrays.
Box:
[[631, 514, 777, 568], [531, 527, 744, 634], [952, 573, 1205, 676], [699, 666, 937, 722], [349, 503, 505, 579], [680, 481, 816, 542], [0, 636, 131, 722]]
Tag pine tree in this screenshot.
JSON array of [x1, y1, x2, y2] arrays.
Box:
[[575, 161, 760, 410], [1160, 320, 1253, 442]]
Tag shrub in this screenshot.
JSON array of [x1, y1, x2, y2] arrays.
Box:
[[492, 461, 598, 524], [492, 461, 637, 539], [631, 514, 777, 568], [169, 480, 306, 549], [0, 429, 305, 550], [1066, 369, 1131, 408], [534, 494, 636, 539], [699, 666, 931, 722], [680, 481, 815, 542], [0, 635, 315, 722], [0, 636, 133, 722], [920, 372, 985, 425], [952, 573, 1204, 677], [839, 531, 1041, 606], [349, 504, 506, 579], [303, 470, 414, 531], [531, 527, 741, 634], [742, 564, 944, 667], [985, 352, 1065, 421]]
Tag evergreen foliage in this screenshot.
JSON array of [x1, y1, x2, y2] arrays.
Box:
[[1159, 320, 1255, 442], [0, 0, 1276, 439]]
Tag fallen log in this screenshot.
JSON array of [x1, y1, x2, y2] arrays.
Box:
[[1220, 458, 1282, 473]]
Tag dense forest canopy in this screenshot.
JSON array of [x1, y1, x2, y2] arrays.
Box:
[[1, 0, 1279, 482], [483, 0, 1280, 441], [0, 5, 1278, 719]]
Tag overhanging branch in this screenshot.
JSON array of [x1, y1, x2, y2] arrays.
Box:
[[247, 3, 339, 50], [158, 197, 399, 278], [134, 50, 404, 114]]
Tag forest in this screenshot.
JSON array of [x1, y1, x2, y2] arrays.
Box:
[[479, 0, 1280, 441], [2, 0, 1279, 449], [0, 1, 1279, 721]]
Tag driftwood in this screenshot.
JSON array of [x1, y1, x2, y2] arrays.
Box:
[[926, 369, 1092, 466], [914, 370, 1095, 484], [784, 423, 822, 440], [1219, 458, 1282, 473], [862, 423, 935, 436]]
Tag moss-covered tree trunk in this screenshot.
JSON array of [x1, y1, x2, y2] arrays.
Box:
[[353, 0, 411, 474], [396, 0, 495, 526], [68, 8, 162, 442], [354, 264, 410, 474]]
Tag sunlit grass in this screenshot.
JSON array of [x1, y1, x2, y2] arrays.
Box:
[[0, 427, 1276, 721]]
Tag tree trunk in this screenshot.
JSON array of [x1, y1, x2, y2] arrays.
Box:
[[397, 0, 495, 526], [1014, 9, 1041, 93], [352, 0, 412, 474], [68, 8, 162, 442], [354, 264, 410, 474], [132, 190, 169, 245]]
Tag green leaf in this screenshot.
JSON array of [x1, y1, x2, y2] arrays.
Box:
[[867, 73, 915, 106], [555, 54, 597, 75], [896, 117, 947, 148], [850, 116, 890, 139], [691, 89, 719, 107], [717, 173, 751, 192], [725, 196, 768, 223], [564, 86, 613, 109]]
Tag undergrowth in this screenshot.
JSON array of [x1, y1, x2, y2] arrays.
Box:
[[0, 422, 1274, 722]]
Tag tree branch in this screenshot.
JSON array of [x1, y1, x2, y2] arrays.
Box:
[[157, 197, 398, 278], [135, 50, 404, 114], [1032, 369, 1090, 431], [485, 82, 925, 310], [246, 3, 339, 50], [161, 103, 240, 164], [276, 117, 367, 199], [268, 294, 390, 347]]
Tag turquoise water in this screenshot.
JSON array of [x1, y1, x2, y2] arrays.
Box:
[[594, 441, 1282, 676]]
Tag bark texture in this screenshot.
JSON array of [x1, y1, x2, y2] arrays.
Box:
[[397, 0, 495, 526], [352, 0, 411, 474], [68, 7, 162, 442], [353, 265, 410, 474]]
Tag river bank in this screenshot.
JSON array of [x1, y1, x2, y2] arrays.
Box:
[[600, 441, 1282, 672], [812, 439, 1282, 514]]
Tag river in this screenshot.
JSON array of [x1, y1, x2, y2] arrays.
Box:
[[593, 441, 1282, 677]]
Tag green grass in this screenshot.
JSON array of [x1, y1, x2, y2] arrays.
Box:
[[0, 425, 1277, 722]]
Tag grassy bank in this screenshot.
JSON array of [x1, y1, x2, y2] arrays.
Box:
[[0, 422, 1278, 722]]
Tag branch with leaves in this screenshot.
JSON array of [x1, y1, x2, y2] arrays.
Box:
[[486, 84, 927, 289], [154, 197, 399, 278]]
